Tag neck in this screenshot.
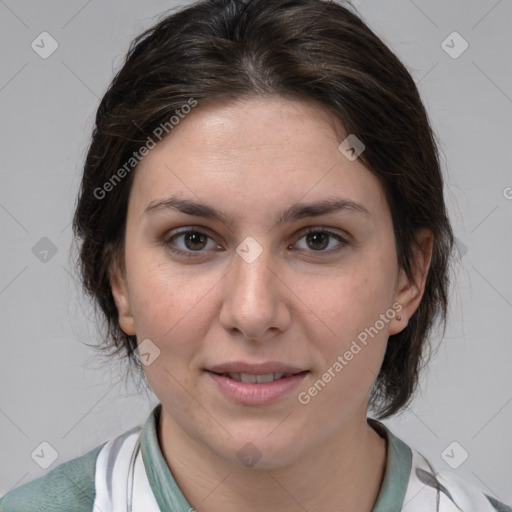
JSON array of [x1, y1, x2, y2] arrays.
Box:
[[157, 408, 387, 512]]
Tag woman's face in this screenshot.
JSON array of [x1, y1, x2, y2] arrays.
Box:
[[111, 95, 430, 469]]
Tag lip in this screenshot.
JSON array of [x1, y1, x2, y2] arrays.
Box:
[[205, 361, 307, 375], [205, 369, 309, 405]]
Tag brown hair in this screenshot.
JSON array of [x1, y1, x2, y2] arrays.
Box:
[[72, 0, 455, 419]]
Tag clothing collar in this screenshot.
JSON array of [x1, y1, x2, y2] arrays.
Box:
[[139, 405, 192, 510], [140, 405, 412, 511], [368, 417, 413, 512]]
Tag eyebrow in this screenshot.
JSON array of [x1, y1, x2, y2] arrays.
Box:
[[143, 195, 371, 225]]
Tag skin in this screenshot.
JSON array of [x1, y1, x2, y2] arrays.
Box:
[[110, 95, 433, 512]]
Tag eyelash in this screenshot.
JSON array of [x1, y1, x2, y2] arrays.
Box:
[[164, 227, 348, 259]]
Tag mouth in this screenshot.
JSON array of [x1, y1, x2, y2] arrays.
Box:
[[203, 363, 310, 405], [205, 361, 308, 375], [207, 371, 308, 383]]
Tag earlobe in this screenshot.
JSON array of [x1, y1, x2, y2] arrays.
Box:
[[109, 260, 136, 336], [389, 228, 434, 336]]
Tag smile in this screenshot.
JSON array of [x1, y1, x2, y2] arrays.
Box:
[[205, 370, 309, 405], [218, 372, 295, 383]]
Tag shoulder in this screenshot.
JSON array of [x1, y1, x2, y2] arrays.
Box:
[[370, 419, 511, 512], [407, 445, 512, 512], [0, 424, 145, 512], [0, 443, 103, 512]]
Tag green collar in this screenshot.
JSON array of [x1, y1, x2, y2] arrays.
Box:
[[369, 417, 412, 512], [140, 405, 193, 510], [140, 405, 411, 511]]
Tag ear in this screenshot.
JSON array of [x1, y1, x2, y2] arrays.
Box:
[[389, 228, 434, 335], [109, 257, 136, 336]]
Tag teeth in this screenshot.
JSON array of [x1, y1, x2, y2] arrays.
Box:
[[224, 372, 289, 383], [255, 373, 274, 383]]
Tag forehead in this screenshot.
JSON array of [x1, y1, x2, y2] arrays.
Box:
[[130, 96, 388, 221]]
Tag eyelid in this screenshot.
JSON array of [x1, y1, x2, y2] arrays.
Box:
[[297, 225, 349, 240]]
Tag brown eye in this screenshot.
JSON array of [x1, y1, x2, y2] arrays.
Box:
[[305, 231, 330, 251], [293, 228, 348, 254], [181, 231, 208, 250], [165, 229, 220, 257]]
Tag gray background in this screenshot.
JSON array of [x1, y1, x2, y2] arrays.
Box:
[[1, 0, 511, 504]]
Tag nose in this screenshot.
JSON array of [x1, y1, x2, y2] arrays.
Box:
[[219, 239, 291, 343]]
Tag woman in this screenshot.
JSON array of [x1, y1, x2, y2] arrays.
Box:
[[1, 0, 509, 511]]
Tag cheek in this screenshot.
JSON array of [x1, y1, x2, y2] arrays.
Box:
[[135, 282, 211, 343], [299, 248, 396, 397], [128, 265, 215, 408], [124, 251, 209, 346], [301, 246, 397, 338]]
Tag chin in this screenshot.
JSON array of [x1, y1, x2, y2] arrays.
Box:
[[211, 426, 311, 471]]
